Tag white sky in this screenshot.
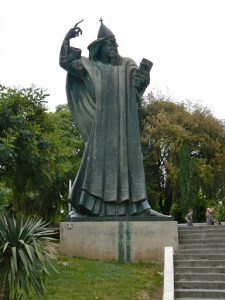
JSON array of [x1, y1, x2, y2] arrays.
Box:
[[1, 0, 225, 119]]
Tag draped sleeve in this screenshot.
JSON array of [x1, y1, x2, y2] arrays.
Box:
[[59, 41, 96, 142]]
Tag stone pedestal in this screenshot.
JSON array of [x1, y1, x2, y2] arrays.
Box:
[[60, 217, 178, 262]]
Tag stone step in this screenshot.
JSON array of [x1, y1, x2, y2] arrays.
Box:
[[178, 232, 225, 239], [179, 226, 225, 231], [175, 260, 225, 267], [179, 243, 225, 249], [178, 227, 225, 233], [175, 254, 225, 261], [175, 273, 225, 282], [177, 248, 225, 254], [174, 267, 225, 274], [178, 227, 225, 235], [176, 245, 225, 254], [175, 298, 220, 300], [179, 238, 225, 244], [178, 224, 225, 229], [175, 280, 225, 289], [175, 288, 225, 299]]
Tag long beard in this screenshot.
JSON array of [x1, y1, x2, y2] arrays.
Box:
[[107, 48, 122, 66]]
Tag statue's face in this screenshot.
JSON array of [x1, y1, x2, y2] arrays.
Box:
[[100, 37, 119, 61]]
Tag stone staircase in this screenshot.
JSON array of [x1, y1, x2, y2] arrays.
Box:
[[174, 224, 225, 299]]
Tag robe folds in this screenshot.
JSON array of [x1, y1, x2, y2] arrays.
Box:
[[60, 46, 150, 216]]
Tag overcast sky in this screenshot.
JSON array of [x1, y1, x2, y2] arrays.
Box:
[[1, 0, 225, 119]]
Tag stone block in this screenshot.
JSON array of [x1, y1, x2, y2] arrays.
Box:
[[60, 219, 178, 262]]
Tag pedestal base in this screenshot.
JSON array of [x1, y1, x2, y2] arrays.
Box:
[[60, 218, 178, 262]]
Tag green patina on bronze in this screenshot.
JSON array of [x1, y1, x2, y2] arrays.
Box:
[[118, 222, 132, 262], [59, 20, 154, 217]]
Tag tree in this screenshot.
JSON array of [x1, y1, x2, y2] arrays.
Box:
[[0, 85, 83, 221], [140, 92, 225, 221], [0, 182, 13, 213], [42, 105, 84, 220]]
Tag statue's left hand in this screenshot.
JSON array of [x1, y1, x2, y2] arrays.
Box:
[[133, 70, 150, 90]]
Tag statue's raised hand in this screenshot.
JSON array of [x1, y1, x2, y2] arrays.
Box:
[[65, 19, 84, 40]]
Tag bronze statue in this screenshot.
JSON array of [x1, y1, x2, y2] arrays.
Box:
[[59, 20, 156, 217]]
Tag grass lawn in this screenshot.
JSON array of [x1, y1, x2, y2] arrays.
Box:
[[40, 256, 163, 300]]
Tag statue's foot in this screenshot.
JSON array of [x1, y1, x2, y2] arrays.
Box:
[[150, 209, 170, 217], [139, 208, 171, 217], [69, 208, 86, 219], [138, 208, 150, 216]]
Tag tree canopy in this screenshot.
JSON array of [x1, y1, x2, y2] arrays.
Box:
[[0, 85, 83, 221], [141, 92, 225, 221]]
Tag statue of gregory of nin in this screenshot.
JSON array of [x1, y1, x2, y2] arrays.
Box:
[[59, 20, 156, 217]]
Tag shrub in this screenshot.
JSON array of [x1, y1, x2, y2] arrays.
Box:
[[0, 214, 58, 299]]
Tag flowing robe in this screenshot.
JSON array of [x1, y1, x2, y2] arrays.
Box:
[[60, 43, 150, 216]]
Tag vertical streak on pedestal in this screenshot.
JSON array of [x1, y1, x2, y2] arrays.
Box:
[[118, 222, 125, 261], [118, 222, 132, 262]]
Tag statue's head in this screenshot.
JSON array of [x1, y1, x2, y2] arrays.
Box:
[[88, 21, 122, 65]]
